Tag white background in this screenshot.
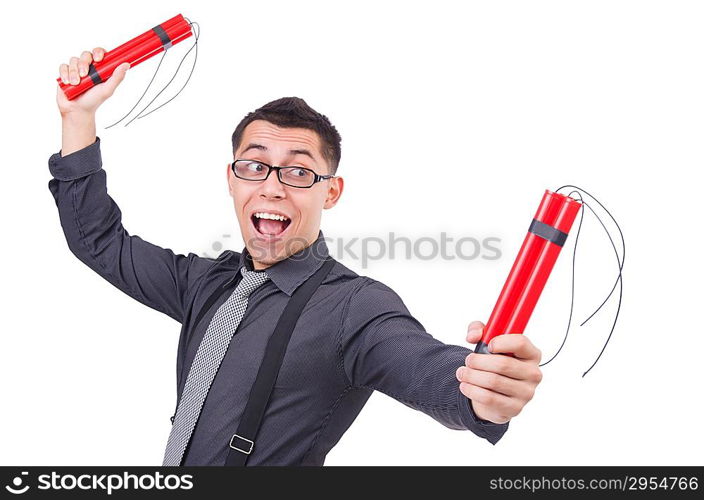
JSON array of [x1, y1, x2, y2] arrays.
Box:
[[1, 0, 702, 466]]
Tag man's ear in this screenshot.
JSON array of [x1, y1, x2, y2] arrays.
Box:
[[226, 163, 234, 197], [324, 176, 344, 209]]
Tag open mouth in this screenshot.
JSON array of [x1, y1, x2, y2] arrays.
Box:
[[251, 211, 292, 238]]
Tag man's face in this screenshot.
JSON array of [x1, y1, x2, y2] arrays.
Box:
[[227, 120, 343, 270]]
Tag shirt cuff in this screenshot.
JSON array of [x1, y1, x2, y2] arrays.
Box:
[[457, 386, 510, 445], [48, 136, 102, 181]]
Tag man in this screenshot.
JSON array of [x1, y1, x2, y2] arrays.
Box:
[[50, 48, 543, 466]]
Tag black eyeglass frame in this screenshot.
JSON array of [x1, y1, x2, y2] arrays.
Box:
[[230, 159, 335, 188]]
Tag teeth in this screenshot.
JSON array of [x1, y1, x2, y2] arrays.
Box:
[[254, 212, 290, 221]]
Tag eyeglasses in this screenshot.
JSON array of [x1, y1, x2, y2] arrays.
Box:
[[230, 159, 334, 188]]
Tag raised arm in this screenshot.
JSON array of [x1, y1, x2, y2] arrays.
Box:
[[49, 48, 215, 323]]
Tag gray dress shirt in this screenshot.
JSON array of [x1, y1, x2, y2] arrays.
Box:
[[47, 137, 510, 465]]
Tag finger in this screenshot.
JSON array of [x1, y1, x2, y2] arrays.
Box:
[[78, 51, 93, 79], [459, 382, 520, 417], [457, 366, 534, 400], [467, 320, 485, 332], [457, 366, 520, 397], [465, 351, 527, 379], [68, 56, 80, 85], [466, 320, 485, 344], [92, 47, 106, 63], [56, 81, 69, 106], [59, 63, 69, 85], [101, 62, 130, 94], [466, 352, 543, 385], [490, 333, 542, 362]]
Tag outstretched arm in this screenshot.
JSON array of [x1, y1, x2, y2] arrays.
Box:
[[339, 277, 513, 445]]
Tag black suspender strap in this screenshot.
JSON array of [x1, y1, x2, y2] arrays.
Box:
[[225, 256, 335, 466], [193, 275, 242, 336]]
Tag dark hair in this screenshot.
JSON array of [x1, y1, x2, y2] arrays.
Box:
[[231, 97, 342, 175]]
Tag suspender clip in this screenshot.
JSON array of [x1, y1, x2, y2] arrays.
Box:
[[229, 433, 254, 455]]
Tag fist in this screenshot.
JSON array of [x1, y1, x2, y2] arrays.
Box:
[[56, 47, 130, 116], [456, 321, 543, 424]]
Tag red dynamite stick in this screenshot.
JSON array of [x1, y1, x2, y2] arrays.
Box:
[[95, 24, 191, 76], [111, 18, 192, 68], [126, 28, 193, 68], [56, 14, 191, 100], [57, 14, 193, 100], [475, 190, 582, 355], [57, 14, 192, 100], [98, 14, 184, 65]]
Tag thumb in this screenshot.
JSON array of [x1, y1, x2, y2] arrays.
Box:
[[102, 62, 130, 95], [466, 320, 485, 344]]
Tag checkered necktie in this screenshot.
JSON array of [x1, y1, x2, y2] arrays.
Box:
[[162, 266, 270, 466]]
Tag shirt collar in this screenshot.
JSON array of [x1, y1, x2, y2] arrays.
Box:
[[236, 229, 330, 296]]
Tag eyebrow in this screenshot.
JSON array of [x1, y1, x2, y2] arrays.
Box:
[[240, 143, 316, 162]]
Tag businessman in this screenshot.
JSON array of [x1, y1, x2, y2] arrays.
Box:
[[50, 48, 543, 465]]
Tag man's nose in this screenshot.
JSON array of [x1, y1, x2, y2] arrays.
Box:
[[258, 169, 286, 198]]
